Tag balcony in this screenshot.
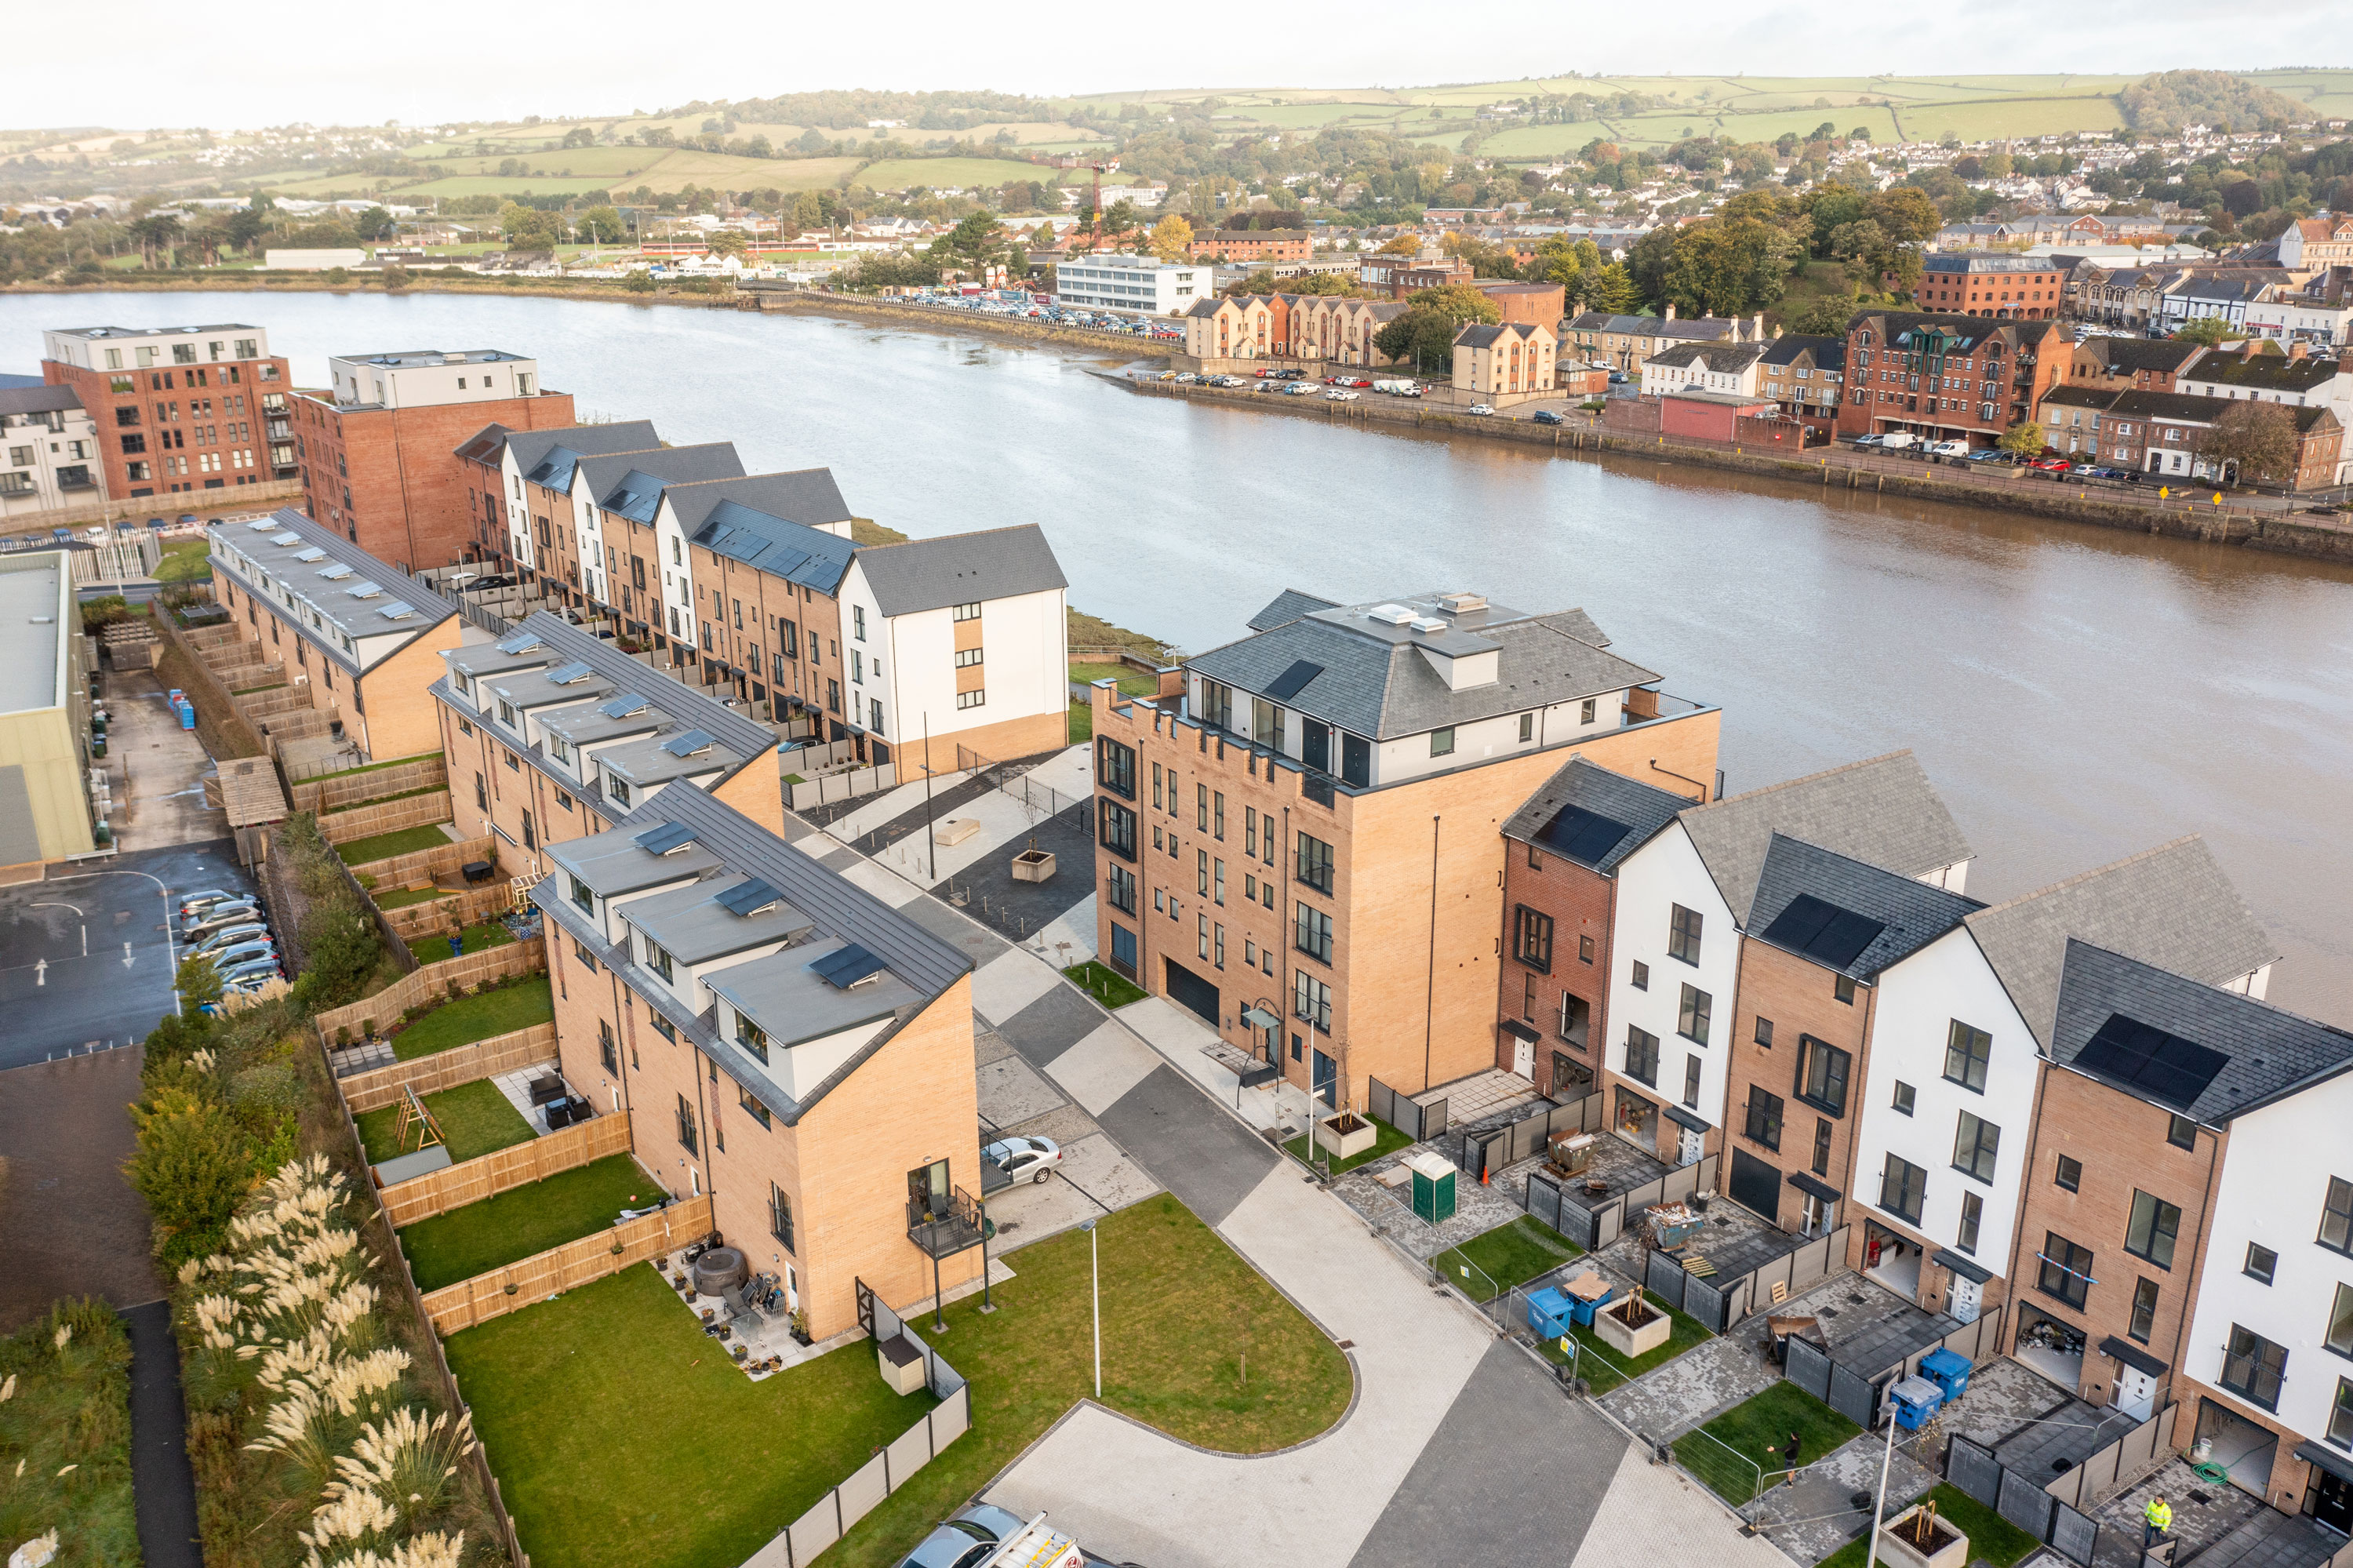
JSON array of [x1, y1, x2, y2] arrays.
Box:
[[907, 1185, 985, 1260]]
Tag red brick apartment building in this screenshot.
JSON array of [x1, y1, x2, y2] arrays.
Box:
[[41, 323, 295, 499], [1473, 281, 1567, 328], [290, 348, 575, 573], [1911, 253, 2067, 319], [1188, 229, 1312, 264], [1836, 311, 2071, 449]]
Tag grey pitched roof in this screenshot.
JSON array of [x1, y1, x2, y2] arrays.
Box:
[[208, 508, 458, 664], [667, 469, 852, 533], [666, 475, 858, 593], [0, 384, 82, 417], [454, 419, 660, 470], [573, 444, 747, 521], [2179, 349, 2344, 395], [1185, 594, 1652, 742], [1747, 834, 1984, 980], [1247, 588, 1340, 631], [1645, 340, 1769, 373], [1678, 751, 1973, 927], [1502, 757, 1689, 872], [1963, 837, 2274, 1051], [2076, 337, 2203, 376], [853, 525, 1067, 617], [2052, 940, 2353, 1126], [1456, 322, 1547, 349], [1759, 334, 1846, 371]]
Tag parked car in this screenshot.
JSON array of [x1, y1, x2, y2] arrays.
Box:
[[205, 940, 277, 972], [218, 957, 282, 988], [1324, 389, 1359, 401], [191, 919, 268, 950], [1466, 404, 1495, 416], [895, 1504, 1031, 1568], [984, 1136, 1064, 1185], [1532, 409, 1566, 426], [1964, 449, 2009, 463], [184, 904, 261, 940], [1285, 383, 1318, 395], [1344, 377, 1373, 388], [178, 889, 242, 918], [1849, 433, 1886, 448], [1925, 440, 1972, 458], [2068, 462, 2102, 477], [176, 514, 198, 526], [1606, 371, 1629, 384]]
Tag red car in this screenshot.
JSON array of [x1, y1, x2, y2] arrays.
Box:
[[1254, 369, 1281, 379], [1346, 377, 1373, 388], [2029, 457, 2071, 472]]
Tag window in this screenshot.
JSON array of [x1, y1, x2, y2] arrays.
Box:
[[956, 689, 984, 710], [1893, 1081, 1916, 1116], [1958, 1191, 1984, 1254], [1631, 960, 1649, 991], [2245, 1243, 2278, 1285], [1682, 1055, 1703, 1107], [1744, 1086, 1784, 1151], [1624, 1026, 1660, 1087], [645, 939, 675, 983], [1580, 697, 1598, 725], [2126, 1191, 2180, 1268], [675, 1093, 699, 1156], [1514, 906, 1555, 971], [1253, 699, 1283, 748], [735, 1012, 769, 1063], [2167, 1114, 2198, 1150], [737, 1084, 771, 1129], [954, 647, 983, 670], [1429, 726, 1455, 758], [648, 1011, 676, 1043], [1107, 863, 1137, 915], [569, 874, 595, 914], [1292, 970, 1330, 1031], [2123, 1277, 2160, 1343], [1881, 1155, 1927, 1224], [1518, 712, 1533, 742], [1944, 1021, 1991, 1092], [573, 935, 598, 972], [1754, 1016, 1774, 1049], [2039, 1232, 2094, 1309], [1667, 904, 1703, 965], [598, 1019, 617, 1074], [1099, 799, 1138, 861], [2221, 1325, 2287, 1411], [769, 1183, 795, 1253], [1198, 679, 1233, 731], [1678, 984, 1711, 1045], [2329, 1283, 2353, 1357], [1295, 901, 1333, 965], [1952, 1111, 2001, 1183], [1295, 831, 1334, 894], [2332, 1380, 2353, 1450], [2326, 1177, 2353, 1255], [1795, 1037, 1850, 1116], [2056, 1154, 2083, 1192], [1835, 975, 1857, 1006], [852, 605, 866, 640], [1580, 935, 1595, 965], [951, 601, 980, 621]]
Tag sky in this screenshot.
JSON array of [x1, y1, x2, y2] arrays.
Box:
[[11, 0, 2353, 130]]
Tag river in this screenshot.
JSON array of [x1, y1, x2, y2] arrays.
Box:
[[7, 289, 2349, 1022]]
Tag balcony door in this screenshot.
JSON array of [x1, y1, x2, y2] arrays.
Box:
[[907, 1159, 950, 1223], [1300, 719, 1330, 773]]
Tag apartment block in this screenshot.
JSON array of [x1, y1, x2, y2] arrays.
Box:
[[534, 783, 984, 1340], [41, 324, 295, 499], [204, 508, 462, 760], [1835, 311, 2070, 450], [0, 385, 104, 515], [1451, 322, 1557, 402], [0, 549, 96, 868], [433, 610, 784, 874], [1053, 254, 1209, 315], [1910, 253, 2068, 319], [289, 348, 575, 571], [1089, 587, 1719, 1112]]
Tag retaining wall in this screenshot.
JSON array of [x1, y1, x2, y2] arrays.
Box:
[[291, 754, 449, 815], [314, 935, 544, 1041], [419, 1193, 713, 1336], [339, 1023, 557, 1114]]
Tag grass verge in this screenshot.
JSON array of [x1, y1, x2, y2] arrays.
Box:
[[828, 1194, 1350, 1568], [406, 919, 517, 967], [297, 751, 443, 784], [1429, 1214, 1584, 1302], [1813, 1483, 2040, 1568], [397, 1152, 651, 1292], [1066, 699, 1092, 744], [155, 537, 213, 581], [1064, 959, 1144, 1009], [355, 1078, 537, 1165], [338, 824, 455, 865], [1535, 1292, 1713, 1395], [1069, 660, 1156, 696], [1680, 1379, 1860, 1504], [0, 1298, 137, 1568], [387, 976, 554, 1059], [1281, 1115, 1415, 1176]]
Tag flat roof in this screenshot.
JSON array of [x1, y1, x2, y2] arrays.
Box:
[[594, 731, 743, 789], [710, 937, 927, 1050], [547, 827, 722, 897], [620, 875, 816, 966], [332, 349, 529, 368], [0, 552, 67, 716], [50, 322, 261, 339]]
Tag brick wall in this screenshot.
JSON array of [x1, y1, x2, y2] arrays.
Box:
[[1722, 938, 1878, 1238], [1496, 847, 1613, 1098]]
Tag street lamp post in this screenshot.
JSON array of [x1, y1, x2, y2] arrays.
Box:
[[1080, 1217, 1100, 1399]]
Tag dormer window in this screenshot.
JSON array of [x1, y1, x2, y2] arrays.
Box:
[[606, 771, 631, 806], [569, 875, 594, 915], [498, 699, 516, 726], [735, 1013, 769, 1062], [643, 937, 674, 983]]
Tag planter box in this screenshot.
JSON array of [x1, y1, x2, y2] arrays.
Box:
[[1315, 1113, 1377, 1159], [1011, 848, 1056, 882], [1594, 1296, 1671, 1358], [1877, 1506, 1968, 1568]]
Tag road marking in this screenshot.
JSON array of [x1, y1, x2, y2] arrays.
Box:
[[35, 958, 45, 985], [122, 940, 136, 969]]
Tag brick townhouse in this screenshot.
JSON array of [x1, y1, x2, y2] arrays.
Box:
[[2038, 385, 2344, 491], [1360, 254, 1474, 298], [1835, 311, 2071, 449], [1087, 586, 1720, 1119], [1187, 228, 1312, 265], [1755, 334, 1847, 438], [1472, 280, 1566, 329], [2070, 336, 2206, 395], [534, 783, 984, 1340], [289, 347, 575, 573], [41, 323, 296, 500], [1564, 307, 1767, 377], [433, 610, 786, 872], [1184, 293, 1405, 366], [203, 508, 461, 761]]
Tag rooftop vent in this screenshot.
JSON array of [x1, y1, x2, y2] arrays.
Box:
[[1408, 617, 1448, 633], [245, 518, 278, 531], [809, 944, 886, 990], [633, 820, 696, 855], [599, 693, 652, 720], [659, 728, 715, 759], [1365, 604, 1417, 626], [714, 878, 784, 917], [344, 580, 383, 599], [1436, 593, 1488, 616], [317, 563, 355, 580]]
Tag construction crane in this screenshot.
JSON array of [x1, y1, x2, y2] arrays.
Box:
[[1044, 155, 1122, 248]]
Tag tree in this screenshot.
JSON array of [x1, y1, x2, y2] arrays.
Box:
[[577, 205, 627, 243], [1101, 198, 1140, 239], [1376, 234, 1420, 256], [1661, 216, 1806, 317], [2196, 402, 2300, 486], [1998, 420, 2046, 456], [125, 1086, 252, 1264], [353, 206, 395, 242], [1584, 262, 1639, 314], [1372, 283, 1501, 375], [789, 191, 824, 233], [1147, 214, 1194, 263], [707, 231, 749, 260], [2173, 315, 2239, 347], [175, 953, 223, 1010]]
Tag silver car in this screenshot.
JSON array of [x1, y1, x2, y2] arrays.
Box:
[[984, 1136, 1063, 1184]]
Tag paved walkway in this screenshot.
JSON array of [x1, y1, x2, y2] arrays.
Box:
[[122, 1299, 203, 1568]]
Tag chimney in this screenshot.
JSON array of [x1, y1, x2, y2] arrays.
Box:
[[2288, 340, 2309, 362], [2242, 337, 2261, 359], [1664, 302, 1676, 322], [1753, 311, 1766, 340]]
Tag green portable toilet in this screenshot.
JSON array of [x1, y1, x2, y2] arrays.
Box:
[[1407, 1150, 1457, 1225]]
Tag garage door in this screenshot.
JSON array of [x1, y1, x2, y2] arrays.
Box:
[[1163, 958, 1219, 1027], [1729, 1148, 1782, 1223]]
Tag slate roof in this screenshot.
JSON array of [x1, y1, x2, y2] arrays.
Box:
[[572, 444, 747, 522], [1246, 588, 1340, 632], [0, 384, 82, 417], [667, 469, 852, 534], [206, 508, 458, 666], [2178, 350, 2344, 395], [1185, 592, 1652, 743], [453, 419, 659, 471], [1501, 757, 1689, 873], [1569, 311, 1747, 342], [1846, 311, 2061, 353], [2075, 337, 2204, 377], [1456, 322, 1548, 349], [853, 525, 1067, 618], [1964, 836, 2275, 1052], [2051, 940, 2353, 1126], [1646, 340, 1769, 373], [1759, 334, 1846, 371], [1678, 751, 1973, 927], [1747, 834, 1985, 980]]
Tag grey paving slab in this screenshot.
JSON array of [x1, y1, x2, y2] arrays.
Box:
[[1095, 1064, 1280, 1228], [997, 984, 1114, 1070], [1599, 1319, 1782, 1442], [819, 845, 864, 872], [894, 891, 1013, 963], [975, 1024, 1021, 1068], [1743, 1430, 1938, 1564], [1348, 1338, 1625, 1568], [1918, 1352, 2076, 1452], [999, 1101, 1103, 1148], [2091, 1460, 2264, 1568], [1329, 1144, 1526, 1261], [978, 1052, 1069, 1127]]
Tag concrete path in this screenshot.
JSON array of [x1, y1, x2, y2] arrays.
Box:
[[107, 665, 224, 852], [1573, 1443, 1802, 1568]]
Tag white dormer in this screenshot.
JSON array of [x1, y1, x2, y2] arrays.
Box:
[[1415, 640, 1500, 691]]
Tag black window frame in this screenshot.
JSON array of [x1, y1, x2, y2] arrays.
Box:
[[2125, 1189, 2181, 1270], [1096, 737, 1136, 800], [1754, 1016, 1774, 1049], [1293, 900, 1333, 966], [1957, 1190, 1984, 1254], [1106, 862, 1138, 916], [2038, 1231, 2094, 1310], [1631, 959, 1649, 991], [1624, 1025, 1660, 1089], [1295, 831, 1335, 895], [2056, 1154, 2083, 1192], [2328, 1282, 2353, 1359], [598, 1018, 617, 1074], [1893, 1080, 1916, 1116], [1099, 797, 1139, 862], [1667, 903, 1703, 966], [1834, 974, 1857, 1006], [1513, 905, 1555, 973], [1952, 1110, 2001, 1184], [1678, 982, 1711, 1046], [2220, 1324, 2287, 1412], [1944, 1020, 1991, 1093], [1795, 1035, 1850, 1117], [1743, 1085, 1784, 1151], [2330, 1378, 2353, 1450], [1682, 1053, 1703, 1109], [768, 1182, 795, 1253], [2166, 1114, 2198, 1150], [2129, 1277, 2160, 1343], [2322, 1177, 2353, 1256], [675, 1091, 699, 1156], [1881, 1154, 1926, 1224], [2245, 1242, 2278, 1286]]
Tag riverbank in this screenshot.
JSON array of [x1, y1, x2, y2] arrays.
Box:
[[1115, 376, 2353, 566]]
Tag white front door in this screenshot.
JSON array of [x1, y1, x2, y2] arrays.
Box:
[[1676, 1125, 1704, 1166], [1511, 1036, 1534, 1080], [2117, 1366, 2157, 1421]]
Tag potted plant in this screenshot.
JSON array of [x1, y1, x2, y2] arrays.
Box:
[[1594, 1292, 1671, 1358], [1878, 1501, 1969, 1568], [1315, 1111, 1377, 1160]]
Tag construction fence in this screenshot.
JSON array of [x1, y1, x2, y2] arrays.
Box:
[[380, 1108, 631, 1228], [337, 1023, 556, 1115], [418, 1195, 713, 1335]]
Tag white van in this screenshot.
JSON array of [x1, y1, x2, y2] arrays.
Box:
[[1876, 431, 1918, 450], [1926, 439, 1972, 458]]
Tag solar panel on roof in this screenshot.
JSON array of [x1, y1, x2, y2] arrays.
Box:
[[271, 531, 302, 545], [599, 693, 650, 719], [660, 729, 715, 759], [2075, 1013, 2230, 1112], [1264, 659, 1324, 702], [545, 660, 595, 685], [292, 547, 326, 562], [496, 631, 543, 655], [317, 562, 355, 580], [1759, 893, 1886, 971], [377, 601, 416, 620], [344, 580, 382, 598], [1538, 804, 1635, 866], [809, 944, 886, 990], [715, 879, 784, 916], [245, 518, 277, 530], [633, 821, 696, 855]]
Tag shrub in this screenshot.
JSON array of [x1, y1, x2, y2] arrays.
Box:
[[125, 1084, 254, 1264]]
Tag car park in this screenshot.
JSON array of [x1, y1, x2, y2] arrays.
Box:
[[178, 890, 241, 918], [192, 927, 269, 959], [184, 904, 261, 940], [984, 1135, 1064, 1184], [219, 957, 282, 987]]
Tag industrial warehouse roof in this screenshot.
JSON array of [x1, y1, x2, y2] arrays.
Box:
[[0, 550, 68, 717]]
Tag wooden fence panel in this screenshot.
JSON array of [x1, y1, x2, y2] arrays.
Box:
[[382, 1108, 630, 1228], [381, 882, 517, 942], [420, 1191, 711, 1335], [319, 791, 454, 845], [340, 1024, 556, 1114], [351, 835, 498, 890], [313, 933, 544, 1040], [292, 754, 449, 815]]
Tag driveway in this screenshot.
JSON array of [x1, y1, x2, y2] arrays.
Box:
[[0, 1048, 161, 1330], [104, 660, 229, 852]]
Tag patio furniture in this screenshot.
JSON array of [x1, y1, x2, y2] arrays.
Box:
[[562, 1094, 591, 1124], [461, 860, 495, 884], [544, 1100, 574, 1130], [528, 1075, 566, 1106]]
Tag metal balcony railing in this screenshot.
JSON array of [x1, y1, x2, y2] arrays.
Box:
[[907, 1185, 985, 1260]]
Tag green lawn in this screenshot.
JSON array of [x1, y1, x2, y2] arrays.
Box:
[[398, 1153, 651, 1291], [1536, 1292, 1714, 1395], [1066, 699, 1092, 744], [1679, 1379, 1861, 1504], [374, 885, 451, 911], [155, 538, 213, 581], [338, 823, 454, 864], [1064, 960, 1144, 1009], [355, 1078, 536, 1166], [1428, 1215, 1584, 1302], [0, 1300, 138, 1568], [827, 1193, 1351, 1568], [1069, 660, 1156, 697], [387, 976, 554, 1059], [1282, 1115, 1416, 1176], [447, 1267, 930, 1568], [1813, 1483, 2041, 1568], [406, 919, 517, 967]]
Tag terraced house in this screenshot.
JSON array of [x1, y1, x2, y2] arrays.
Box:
[[1087, 586, 1720, 1114], [533, 784, 983, 1341], [431, 610, 784, 872]]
